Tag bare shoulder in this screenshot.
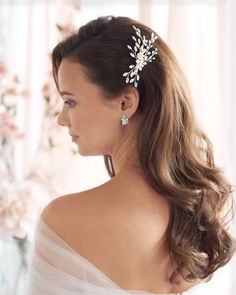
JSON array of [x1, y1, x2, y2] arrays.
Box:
[[39, 178, 175, 292], [40, 189, 95, 237], [41, 174, 170, 249], [40, 182, 117, 240]]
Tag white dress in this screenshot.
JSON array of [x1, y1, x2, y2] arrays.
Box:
[[26, 217, 219, 295]]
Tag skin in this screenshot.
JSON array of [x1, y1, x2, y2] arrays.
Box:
[[56, 57, 141, 174], [42, 57, 198, 294]]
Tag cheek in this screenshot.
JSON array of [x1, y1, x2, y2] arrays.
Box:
[[69, 105, 123, 146], [84, 109, 122, 143], [95, 113, 118, 136], [94, 115, 122, 149]]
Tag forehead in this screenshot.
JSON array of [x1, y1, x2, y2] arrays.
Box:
[[57, 58, 89, 94], [57, 58, 118, 108]]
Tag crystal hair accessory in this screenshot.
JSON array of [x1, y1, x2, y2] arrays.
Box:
[[123, 25, 158, 88]]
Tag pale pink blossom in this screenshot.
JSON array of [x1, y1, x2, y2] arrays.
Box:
[[57, 22, 76, 38], [20, 89, 30, 98], [45, 104, 55, 116], [0, 64, 28, 99], [5, 86, 18, 95], [0, 64, 27, 148], [74, 3, 81, 11], [0, 6, 80, 245], [0, 116, 24, 140], [8, 123, 25, 138], [42, 82, 52, 97], [12, 75, 20, 84], [0, 62, 7, 76], [0, 179, 50, 241]]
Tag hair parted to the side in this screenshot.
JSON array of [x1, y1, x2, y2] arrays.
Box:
[[51, 15, 236, 283]]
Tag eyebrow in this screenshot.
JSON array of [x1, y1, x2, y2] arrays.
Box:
[[59, 90, 75, 97]]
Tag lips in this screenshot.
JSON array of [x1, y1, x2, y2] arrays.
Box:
[[71, 136, 78, 142]]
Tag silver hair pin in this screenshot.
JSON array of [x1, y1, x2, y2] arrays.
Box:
[[123, 25, 158, 88]]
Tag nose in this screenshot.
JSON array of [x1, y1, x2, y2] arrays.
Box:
[[57, 108, 71, 127]]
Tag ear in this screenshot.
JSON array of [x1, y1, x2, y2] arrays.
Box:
[[119, 86, 140, 118]]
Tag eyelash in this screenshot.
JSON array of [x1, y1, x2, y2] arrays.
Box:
[[64, 100, 75, 108]]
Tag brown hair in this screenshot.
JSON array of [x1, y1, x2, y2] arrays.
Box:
[[52, 16, 236, 283]]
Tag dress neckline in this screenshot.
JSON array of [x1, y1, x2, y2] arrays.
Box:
[[38, 216, 201, 295]]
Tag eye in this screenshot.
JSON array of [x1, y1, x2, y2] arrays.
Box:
[[64, 100, 75, 108]]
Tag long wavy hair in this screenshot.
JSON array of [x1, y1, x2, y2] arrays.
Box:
[[51, 16, 236, 283]]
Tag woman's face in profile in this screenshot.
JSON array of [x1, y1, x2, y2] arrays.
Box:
[[57, 58, 123, 156]]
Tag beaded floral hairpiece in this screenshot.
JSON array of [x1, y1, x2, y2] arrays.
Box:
[[122, 25, 158, 88]]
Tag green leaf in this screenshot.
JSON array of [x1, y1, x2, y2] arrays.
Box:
[[2, 137, 7, 146], [49, 137, 54, 148], [44, 96, 50, 103], [71, 148, 77, 155], [53, 111, 60, 116], [56, 24, 62, 31]]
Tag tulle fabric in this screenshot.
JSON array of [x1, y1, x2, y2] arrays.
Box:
[[27, 217, 205, 295]]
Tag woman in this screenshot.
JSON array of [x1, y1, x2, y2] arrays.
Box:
[[28, 16, 235, 294]]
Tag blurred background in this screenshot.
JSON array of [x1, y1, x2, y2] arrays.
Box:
[[0, 0, 235, 294]]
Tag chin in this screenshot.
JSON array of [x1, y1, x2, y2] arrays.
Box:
[[78, 148, 105, 157], [76, 142, 109, 156]]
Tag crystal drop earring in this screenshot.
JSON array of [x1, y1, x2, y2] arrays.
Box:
[[121, 115, 129, 126]]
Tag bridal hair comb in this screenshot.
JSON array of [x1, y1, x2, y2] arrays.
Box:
[[122, 25, 158, 88]]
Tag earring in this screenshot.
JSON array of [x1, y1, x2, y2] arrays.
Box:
[[121, 114, 129, 126]]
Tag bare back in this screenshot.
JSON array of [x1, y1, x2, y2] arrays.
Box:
[[43, 170, 199, 294]]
